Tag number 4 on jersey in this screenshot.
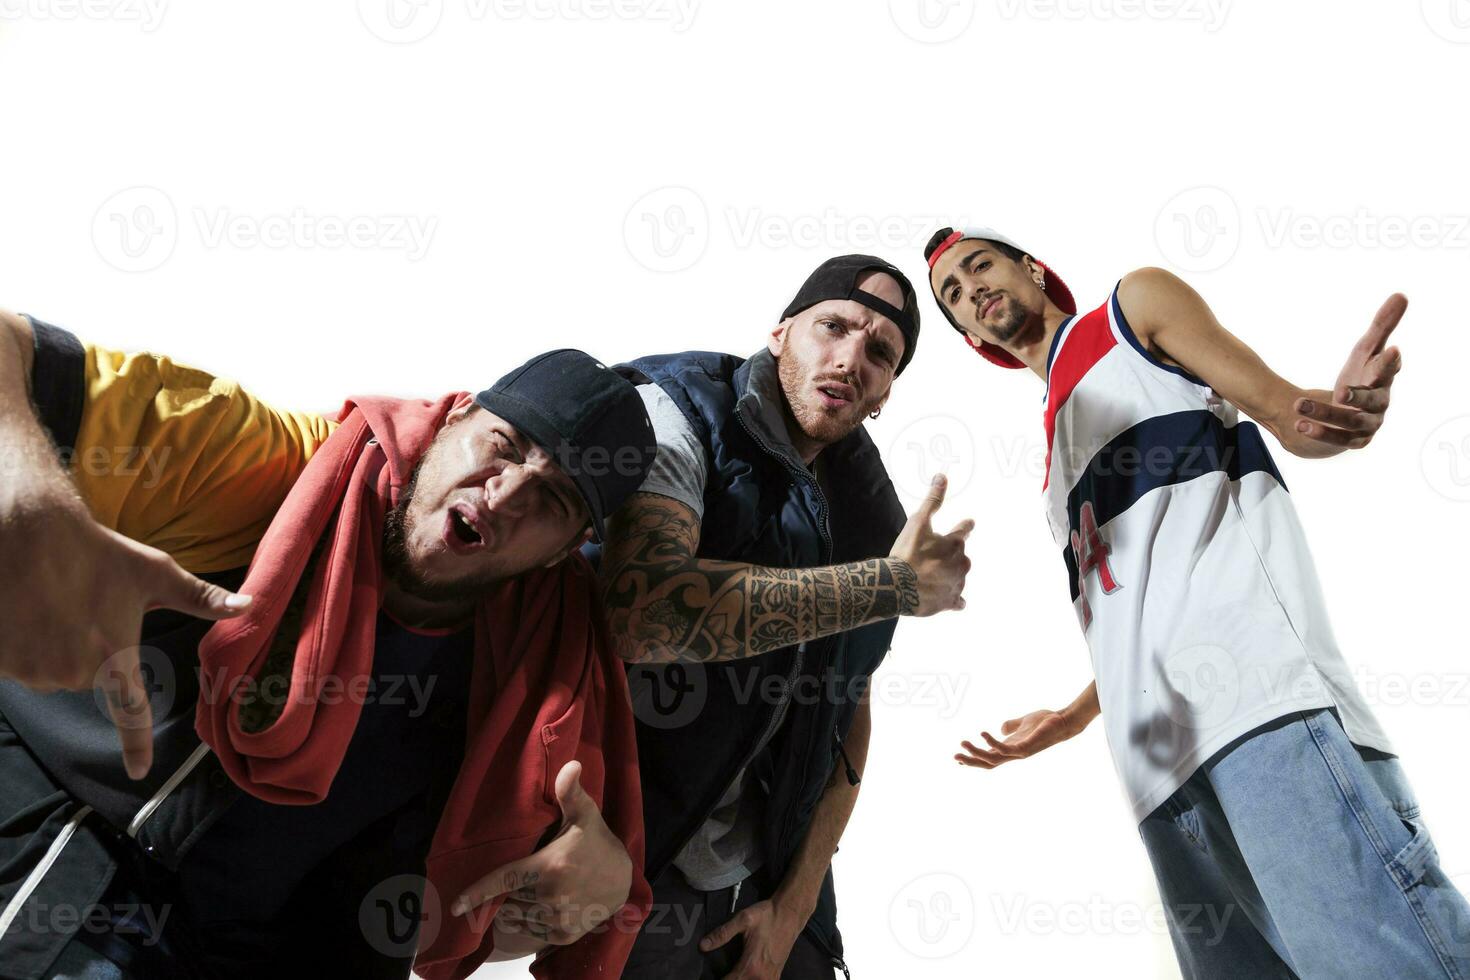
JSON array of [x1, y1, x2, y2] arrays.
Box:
[[1070, 500, 1122, 630]]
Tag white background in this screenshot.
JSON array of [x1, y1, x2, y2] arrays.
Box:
[[3, 1, 1468, 976]]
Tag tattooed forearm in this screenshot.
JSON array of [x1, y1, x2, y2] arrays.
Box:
[[601, 494, 919, 664]]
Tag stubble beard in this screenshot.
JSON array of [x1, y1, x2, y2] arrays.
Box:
[[777, 350, 869, 449]]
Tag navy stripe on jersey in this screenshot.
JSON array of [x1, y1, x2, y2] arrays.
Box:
[[1060, 410, 1285, 600], [1108, 285, 1207, 388]]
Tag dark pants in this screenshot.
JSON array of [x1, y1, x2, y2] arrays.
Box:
[[622, 866, 839, 980]]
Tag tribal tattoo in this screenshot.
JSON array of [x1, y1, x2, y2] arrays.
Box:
[[600, 493, 919, 664]]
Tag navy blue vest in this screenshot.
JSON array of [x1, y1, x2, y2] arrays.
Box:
[[614, 349, 905, 957]]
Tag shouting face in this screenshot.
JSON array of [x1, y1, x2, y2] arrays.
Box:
[[769, 270, 907, 459], [383, 399, 591, 604]]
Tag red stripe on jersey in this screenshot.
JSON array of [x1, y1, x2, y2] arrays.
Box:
[[1043, 300, 1117, 489]]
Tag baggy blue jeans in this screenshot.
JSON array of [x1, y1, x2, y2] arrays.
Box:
[[1140, 709, 1470, 979]]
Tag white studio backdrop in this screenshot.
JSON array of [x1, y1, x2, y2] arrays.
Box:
[[2, 2, 1467, 977]]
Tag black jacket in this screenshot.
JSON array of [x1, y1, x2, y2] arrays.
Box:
[[608, 349, 905, 969]]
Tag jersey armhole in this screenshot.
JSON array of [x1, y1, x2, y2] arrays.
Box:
[[1107, 285, 1208, 388]]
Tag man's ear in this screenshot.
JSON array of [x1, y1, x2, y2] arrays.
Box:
[[443, 392, 478, 424], [768, 318, 793, 358], [546, 527, 595, 567]]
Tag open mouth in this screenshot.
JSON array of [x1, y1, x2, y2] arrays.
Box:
[[816, 381, 855, 408], [451, 511, 481, 544], [444, 503, 487, 552]]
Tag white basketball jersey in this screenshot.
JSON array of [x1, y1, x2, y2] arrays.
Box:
[[1041, 284, 1391, 822]]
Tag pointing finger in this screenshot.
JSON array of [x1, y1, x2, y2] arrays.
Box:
[[1360, 293, 1407, 356], [914, 474, 948, 525], [98, 646, 153, 780]]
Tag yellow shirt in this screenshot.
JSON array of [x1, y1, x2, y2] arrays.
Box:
[[72, 345, 338, 573]]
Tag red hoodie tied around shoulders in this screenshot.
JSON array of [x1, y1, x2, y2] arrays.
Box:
[[194, 395, 650, 979]]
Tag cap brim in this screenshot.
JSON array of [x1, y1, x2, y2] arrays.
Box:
[[473, 390, 606, 542]]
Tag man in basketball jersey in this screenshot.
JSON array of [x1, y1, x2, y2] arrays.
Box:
[[924, 226, 1470, 978]]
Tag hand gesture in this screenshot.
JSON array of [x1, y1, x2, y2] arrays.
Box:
[[1291, 293, 1406, 454], [889, 475, 972, 616]]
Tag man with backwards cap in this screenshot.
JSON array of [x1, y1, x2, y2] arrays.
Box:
[[0, 308, 657, 978], [595, 254, 973, 978], [924, 228, 1470, 977]]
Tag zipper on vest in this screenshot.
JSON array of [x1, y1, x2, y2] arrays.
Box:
[[0, 805, 94, 942], [735, 411, 834, 563], [833, 725, 861, 786], [127, 742, 212, 840]]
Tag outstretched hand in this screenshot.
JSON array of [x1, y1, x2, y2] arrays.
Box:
[[1291, 293, 1406, 453], [955, 708, 1081, 770], [0, 497, 252, 779]]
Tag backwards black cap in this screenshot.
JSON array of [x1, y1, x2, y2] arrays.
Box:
[[779, 254, 922, 375], [474, 349, 656, 542]]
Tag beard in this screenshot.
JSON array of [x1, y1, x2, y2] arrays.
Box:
[[985, 293, 1028, 345], [381, 448, 502, 606], [776, 349, 872, 448]]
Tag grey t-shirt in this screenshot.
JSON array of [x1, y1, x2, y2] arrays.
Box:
[[634, 383, 777, 892]]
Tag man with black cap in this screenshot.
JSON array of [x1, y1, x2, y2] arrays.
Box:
[[597, 255, 973, 978], [0, 309, 655, 978]]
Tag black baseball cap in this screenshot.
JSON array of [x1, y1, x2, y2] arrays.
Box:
[[779, 254, 922, 375], [474, 349, 656, 542]]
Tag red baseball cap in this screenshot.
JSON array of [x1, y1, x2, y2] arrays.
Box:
[[924, 226, 1077, 369]]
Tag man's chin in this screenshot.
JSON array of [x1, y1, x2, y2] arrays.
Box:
[[390, 559, 500, 605], [800, 407, 866, 445]]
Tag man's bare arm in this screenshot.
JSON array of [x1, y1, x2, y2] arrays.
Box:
[[1118, 268, 1404, 459], [599, 474, 969, 665], [698, 698, 871, 970], [600, 493, 924, 664], [956, 681, 1099, 770]]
